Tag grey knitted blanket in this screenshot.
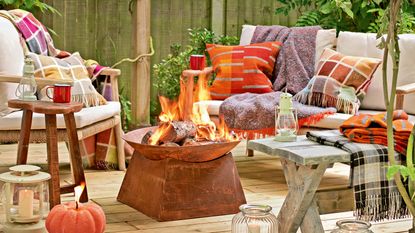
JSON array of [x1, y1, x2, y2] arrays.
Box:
[[251, 25, 321, 94], [220, 92, 336, 138]]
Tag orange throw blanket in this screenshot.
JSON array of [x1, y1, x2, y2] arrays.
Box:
[[339, 110, 413, 154]]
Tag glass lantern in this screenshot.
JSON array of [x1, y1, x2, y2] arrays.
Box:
[[15, 57, 37, 101], [331, 220, 374, 233], [275, 92, 298, 142], [0, 165, 51, 233], [232, 204, 278, 233]]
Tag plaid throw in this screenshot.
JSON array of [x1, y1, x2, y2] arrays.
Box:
[[340, 110, 413, 155], [28, 52, 106, 107], [307, 130, 408, 221]]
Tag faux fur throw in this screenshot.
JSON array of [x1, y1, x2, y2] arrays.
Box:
[[219, 91, 336, 139], [251, 25, 321, 94]]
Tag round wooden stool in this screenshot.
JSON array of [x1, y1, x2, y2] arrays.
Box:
[[8, 99, 88, 208]]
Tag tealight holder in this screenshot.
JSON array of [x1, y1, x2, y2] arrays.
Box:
[[0, 165, 51, 233]]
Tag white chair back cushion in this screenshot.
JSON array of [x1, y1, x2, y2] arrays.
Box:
[[337, 31, 415, 114], [239, 25, 336, 71], [0, 17, 25, 116]]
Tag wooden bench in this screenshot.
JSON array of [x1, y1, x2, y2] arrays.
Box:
[[248, 136, 354, 233]]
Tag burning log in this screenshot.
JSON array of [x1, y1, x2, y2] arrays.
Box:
[[158, 120, 197, 144], [141, 131, 153, 144], [160, 142, 180, 147]]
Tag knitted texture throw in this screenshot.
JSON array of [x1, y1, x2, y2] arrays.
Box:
[[251, 25, 321, 94]]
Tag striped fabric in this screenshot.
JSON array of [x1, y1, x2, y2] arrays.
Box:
[[294, 48, 381, 114], [339, 110, 413, 154], [206, 42, 282, 100]]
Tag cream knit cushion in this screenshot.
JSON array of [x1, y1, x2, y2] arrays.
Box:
[[0, 17, 25, 116], [337, 32, 415, 114]]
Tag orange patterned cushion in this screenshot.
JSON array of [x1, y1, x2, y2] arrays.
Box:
[[315, 48, 381, 98], [206, 42, 282, 100]]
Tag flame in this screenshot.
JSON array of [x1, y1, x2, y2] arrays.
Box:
[[74, 183, 85, 207], [149, 73, 238, 145]]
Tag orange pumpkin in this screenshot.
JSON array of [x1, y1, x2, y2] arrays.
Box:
[[46, 202, 106, 233]]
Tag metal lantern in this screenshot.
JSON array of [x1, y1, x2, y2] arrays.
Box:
[[0, 165, 51, 233], [15, 57, 37, 101], [275, 92, 298, 142]]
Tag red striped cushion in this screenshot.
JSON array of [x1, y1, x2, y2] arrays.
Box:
[[206, 42, 282, 100]]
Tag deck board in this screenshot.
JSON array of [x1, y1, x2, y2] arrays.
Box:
[[0, 141, 411, 232]]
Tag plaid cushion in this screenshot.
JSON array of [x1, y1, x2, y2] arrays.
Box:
[[316, 48, 381, 97], [294, 48, 381, 114], [28, 52, 106, 107], [206, 42, 282, 100]]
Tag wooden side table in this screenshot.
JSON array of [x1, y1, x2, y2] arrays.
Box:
[[8, 100, 88, 208], [248, 136, 352, 233]]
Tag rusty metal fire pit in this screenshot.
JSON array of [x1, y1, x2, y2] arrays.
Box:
[[122, 126, 240, 162]]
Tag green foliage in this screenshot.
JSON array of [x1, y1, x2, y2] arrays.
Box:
[[153, 28, 238, 99], [0, 0, 59, 14], [119, 91, 132, 131], [275, 0, 415, 33]]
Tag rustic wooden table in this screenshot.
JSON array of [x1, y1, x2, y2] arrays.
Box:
[[8, 100, 88, 208], [248, 136, 351, 233]]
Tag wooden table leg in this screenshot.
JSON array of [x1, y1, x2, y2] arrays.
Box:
[[17, 109, 33, 164], [277, 159, 329, 233], [64, 112, 88, 203], [44, 114, 61, 208]]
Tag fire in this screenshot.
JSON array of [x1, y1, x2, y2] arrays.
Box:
[[149, 73, 238, 145]]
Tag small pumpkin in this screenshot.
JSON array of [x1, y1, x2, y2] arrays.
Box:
[[46, 202, 106, 233]]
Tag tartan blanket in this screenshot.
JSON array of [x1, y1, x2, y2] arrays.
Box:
[[307, 130, 408, 221], [340, 110, 413, 155]]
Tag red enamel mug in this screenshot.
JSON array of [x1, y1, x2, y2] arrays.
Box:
[[190, 55, 206, 70], [46, 84, 72, 103]]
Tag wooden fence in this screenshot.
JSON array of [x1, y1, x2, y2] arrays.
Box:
[[38, 0, 298, 125]]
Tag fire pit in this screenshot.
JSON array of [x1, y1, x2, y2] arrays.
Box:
[[117, 72, 246, 221], [122, 126, 240, 162]]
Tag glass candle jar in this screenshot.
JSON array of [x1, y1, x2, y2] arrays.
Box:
[[231, 204, 278, 233], [331, 220, 374, 233]]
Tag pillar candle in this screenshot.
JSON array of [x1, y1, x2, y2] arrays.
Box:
[[247, 222, 261, 233], [19, 189, 34, 218]]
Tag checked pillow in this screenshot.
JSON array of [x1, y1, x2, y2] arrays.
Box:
[[206, 41, 282, 100], [294, 48, 381, 114]]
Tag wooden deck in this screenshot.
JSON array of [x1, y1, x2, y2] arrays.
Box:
[[0, 141, 412, 232]]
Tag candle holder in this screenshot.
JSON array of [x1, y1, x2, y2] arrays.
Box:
[[275, 92, 298, 142], [0, 165, 51, 233], [231, 204, 278, 233]]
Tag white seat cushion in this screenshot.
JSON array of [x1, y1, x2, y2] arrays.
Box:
[[0, 101, 120, 130], [194, 100, 223, 116], [307, 109, 415, 129]]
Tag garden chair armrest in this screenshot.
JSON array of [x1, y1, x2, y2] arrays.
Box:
[[180, 67, 214, 120], [0, 74, 74, 86], [99, 68, 121, 102], [100, 68, 121, 77], [396, 83, 415, 109]]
